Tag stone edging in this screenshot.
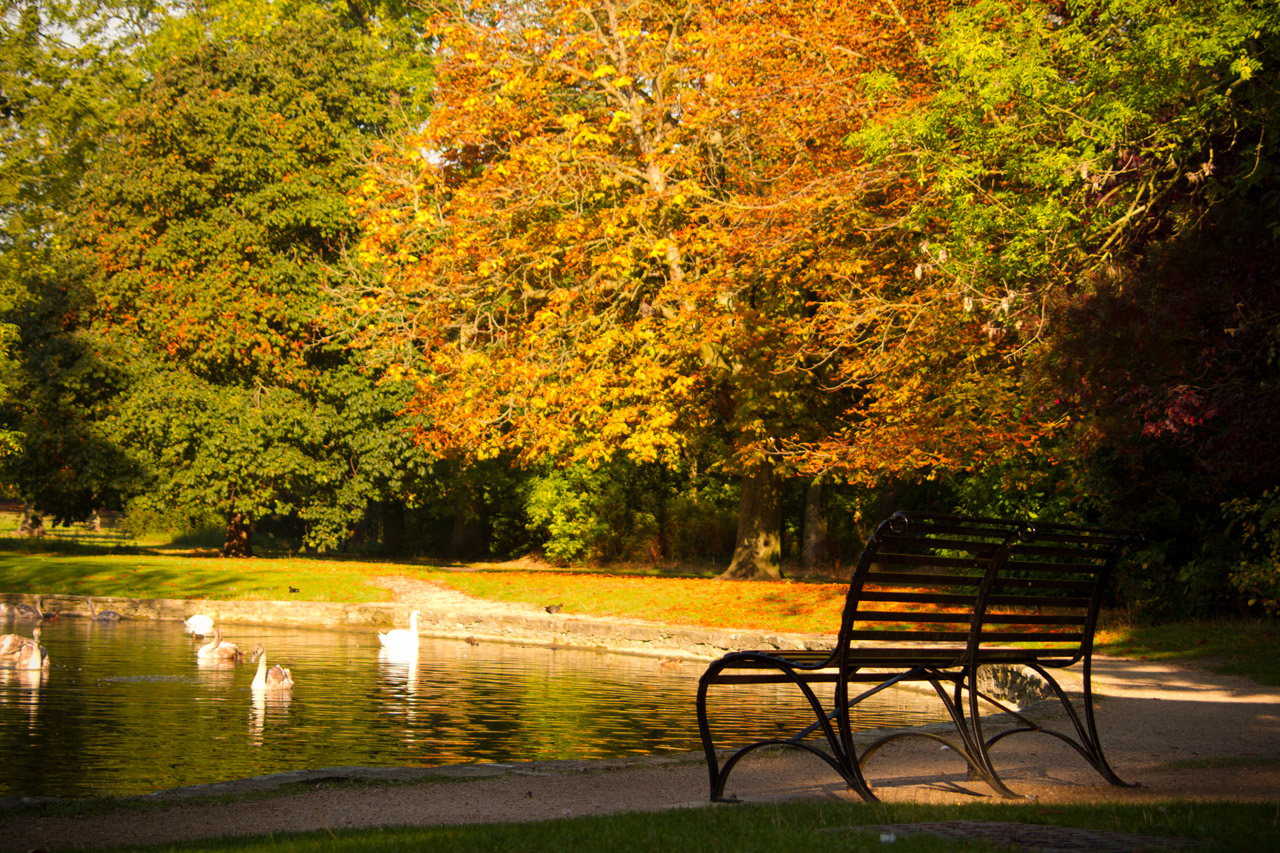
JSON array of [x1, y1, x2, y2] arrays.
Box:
[[0, 592, 832, 661]]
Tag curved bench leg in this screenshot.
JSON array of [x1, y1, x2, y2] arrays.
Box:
[[963, 662, 1136, 793], [697, 659, 878, 803]]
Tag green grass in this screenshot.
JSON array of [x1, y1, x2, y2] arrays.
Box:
[[0, 550, 397, 603], [95, 800, 1279, 852]]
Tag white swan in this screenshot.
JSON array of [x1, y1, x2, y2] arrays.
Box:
[[196, 627, 243, 661], [15, 598, 44, 620], [250, 644, 293, 691], [183, 614, 215, 637], [378, 610, 421, 654]]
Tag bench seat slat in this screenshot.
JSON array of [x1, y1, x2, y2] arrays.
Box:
[[863, 572, 986, 587], [992, 578, 1095, 592], [852, 611, 979, 623]]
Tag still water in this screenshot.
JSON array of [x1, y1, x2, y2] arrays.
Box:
[[0, 617, 948, 798]]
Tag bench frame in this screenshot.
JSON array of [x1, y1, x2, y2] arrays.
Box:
[[696, 511, 1141, 802]]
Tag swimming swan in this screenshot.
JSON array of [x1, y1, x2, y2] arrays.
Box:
[[1, 626, 40, 657], [250, 645, 293, 691], [12, 628, 48, 670], [184, 614, 215, 637], [86, 597, 124, 621], [15, 598, 45, 620], [196, 627, 244, 661], [378, 610, 421, 653]]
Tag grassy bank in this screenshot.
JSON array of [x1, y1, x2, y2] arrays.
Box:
[[96, 799, 1276, 852], [2, 543, 1277, 683]]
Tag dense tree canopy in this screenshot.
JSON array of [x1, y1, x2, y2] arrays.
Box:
[[68, 11, 432, 554], [0, 1, 165, 516], [850, 0, 1280, 609], [341, 0, 1038, 578]]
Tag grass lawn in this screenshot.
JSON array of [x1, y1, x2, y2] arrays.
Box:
[[84, 799, 1280, 852]]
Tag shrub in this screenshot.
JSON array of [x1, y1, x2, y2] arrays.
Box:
[[1224, 489, 1280, 615]]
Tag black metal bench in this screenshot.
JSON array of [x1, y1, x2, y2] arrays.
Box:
[[696, 511, 1141, 802]]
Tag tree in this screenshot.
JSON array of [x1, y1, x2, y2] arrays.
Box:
[[848, 0, 1280, 614], [342, 0, 1028, 578], [0, 1, 161, 507], [73, 12, 431, 555], [0, 2, 153, 282]]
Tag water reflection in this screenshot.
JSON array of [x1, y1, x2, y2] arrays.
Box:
[[0, 616, 949, 798], [0, 666, 43, 733], [248, 688, 293, 747]]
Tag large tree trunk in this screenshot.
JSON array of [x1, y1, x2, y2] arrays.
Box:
[[801, 480, 827, 572], [448, 481, 485, 560], [718, 463, 784, 581], [382, 499, 406, 556], [222, 511, 254, 558]]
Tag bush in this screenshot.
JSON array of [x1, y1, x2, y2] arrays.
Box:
[[522, 459, 739, 566], [523, 466, 611, 564], [1224, 489, 1280, 615]]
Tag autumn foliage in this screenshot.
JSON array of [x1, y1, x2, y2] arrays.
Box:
[[344, 0, 1032, 486]]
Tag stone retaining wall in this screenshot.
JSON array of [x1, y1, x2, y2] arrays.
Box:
[[1, 592, 1050, 705], [0, 592, 830, 661]]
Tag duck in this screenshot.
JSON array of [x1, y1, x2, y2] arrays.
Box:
[[250, 644, 293, 691], [196, 627, 244, 662], [378, 610, 421, 654], [85, 596, 124, 621], [183, 614, 215, 638]]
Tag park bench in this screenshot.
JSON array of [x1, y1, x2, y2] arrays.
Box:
[[696, 511, 1141, 802]]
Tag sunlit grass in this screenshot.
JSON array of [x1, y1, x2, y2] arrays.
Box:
[[0, 550, 395, 604], [422, 569, 849, 634], [0, 548, 849, 633]]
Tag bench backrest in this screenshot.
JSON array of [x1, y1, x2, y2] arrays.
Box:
[[836, 512, 1136, 670], [982, 517, 1137, 667]]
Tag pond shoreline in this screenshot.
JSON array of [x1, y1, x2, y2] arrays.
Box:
[[4, 655, 1280, 851], [0, 589, 831, 662]]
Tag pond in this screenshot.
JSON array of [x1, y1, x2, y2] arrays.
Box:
[[0, 616, 950, 798]]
